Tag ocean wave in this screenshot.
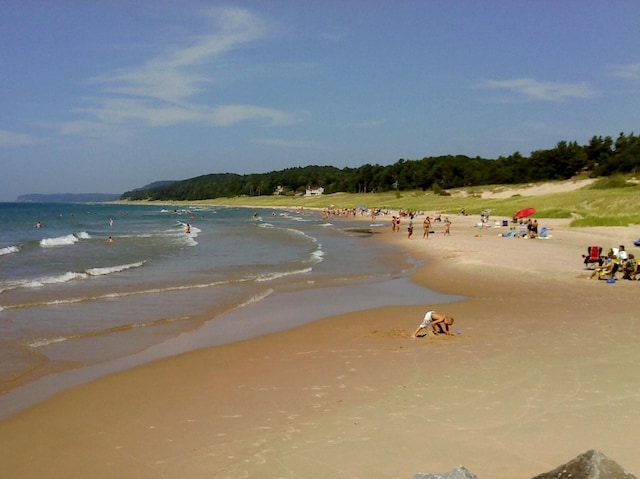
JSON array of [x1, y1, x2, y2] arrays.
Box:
[[39, 232, 90, 247], [0, 262, 144, 294], [1, 277, 250, 311], [0, 245, 20, 256], [178, 222, 200, 246], [1, 267, 316, 315], [285, 227, 317, 243], [281, 213, 312, 222], [29, 271, 89, 287], [0, 271, 90, 293], [253, 267, 313, 282], [86, 261, 145, 276], [25, 336, 69, 348], [309, 248, 325, 264], [238, 288, 274, 308], [24, 315, 193, 350]]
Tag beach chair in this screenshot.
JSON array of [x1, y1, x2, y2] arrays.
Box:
[[583, 246, 602, 269], [539, 226, 549, 239]]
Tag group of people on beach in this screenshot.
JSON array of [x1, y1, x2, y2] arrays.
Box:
[[391, 213, 451, 238], [589, 245, 637, 281]]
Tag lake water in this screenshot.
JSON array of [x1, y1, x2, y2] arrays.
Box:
[[0, 202, 462, 416]]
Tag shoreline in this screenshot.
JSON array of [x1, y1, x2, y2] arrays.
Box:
[[1, 210, 639, 478]]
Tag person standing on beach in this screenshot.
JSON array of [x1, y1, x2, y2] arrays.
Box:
[[442, 217, 451, 235], [407, 215, 414, 239], [412, 311, 455, 338], [423, 216, 431, 238]]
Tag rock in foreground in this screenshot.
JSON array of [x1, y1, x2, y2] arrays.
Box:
[[532, 449, 637, 479], [414, 465, 479, 479], [413, 450, 637, 479]]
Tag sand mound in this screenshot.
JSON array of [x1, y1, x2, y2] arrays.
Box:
[[479, 178, 595, 198]]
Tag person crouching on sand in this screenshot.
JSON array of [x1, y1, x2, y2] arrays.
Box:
[[412, 310, 454, 338]]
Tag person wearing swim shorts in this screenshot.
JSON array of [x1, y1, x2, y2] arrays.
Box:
[[412, 310, 454, 338]]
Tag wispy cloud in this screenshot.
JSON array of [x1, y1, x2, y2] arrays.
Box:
[[481, 77, 598, 101], [608, 63, 640, 80], [52, 7, 299, 135], [71, 100, 298, 129], [253, 138, 327, 149], [0, 129, 41, 147], [91, 7, 268, 104]]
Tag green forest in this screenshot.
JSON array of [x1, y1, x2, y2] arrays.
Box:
[[121, 132, 640, 201]]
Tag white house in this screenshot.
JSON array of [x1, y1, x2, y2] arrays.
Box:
[[305, 186, 324, 196]]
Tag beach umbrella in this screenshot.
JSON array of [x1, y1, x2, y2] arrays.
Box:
[[514, 207, 536, 219]]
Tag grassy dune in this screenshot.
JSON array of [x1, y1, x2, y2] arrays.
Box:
[[143, 178, 640, 227]]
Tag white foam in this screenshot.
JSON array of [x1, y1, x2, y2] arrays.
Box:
[[40, 234, 79, 247], [39, 232, 90, 247], [253, 267, 312, 282], [309, 249, 325, 264], [26, 336, 69, 348], [0, 245, 20, 256], [239, 288, 274, 308], [41, 271, 88, 285], [86, 261, 145, 276]]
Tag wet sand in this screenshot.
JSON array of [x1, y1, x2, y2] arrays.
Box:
[[0, 212, 639, 479]]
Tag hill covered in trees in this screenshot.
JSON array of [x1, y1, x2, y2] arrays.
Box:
[[121, 132, 640, 201]]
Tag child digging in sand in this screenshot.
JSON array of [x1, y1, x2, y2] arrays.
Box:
[[412, 310, 454, 338]]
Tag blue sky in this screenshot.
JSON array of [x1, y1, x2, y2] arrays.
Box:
[[1, 1, 639, 201]]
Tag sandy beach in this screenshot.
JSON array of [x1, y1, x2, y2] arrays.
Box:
[[1, 209, 639, 478]]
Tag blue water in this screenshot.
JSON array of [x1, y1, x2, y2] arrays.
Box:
[[0, 202, 462, 415]]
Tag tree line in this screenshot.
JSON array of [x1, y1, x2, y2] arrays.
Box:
[[121, 132, 640, 201]]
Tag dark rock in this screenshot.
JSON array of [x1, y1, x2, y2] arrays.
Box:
[[531, 450, 637, 479], [414, 465, 480, 479]]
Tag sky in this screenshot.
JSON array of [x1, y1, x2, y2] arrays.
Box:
[[1, 1, 639, 201]]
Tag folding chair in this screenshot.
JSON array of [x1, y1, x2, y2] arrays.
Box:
[[582, 246, 602, 269]]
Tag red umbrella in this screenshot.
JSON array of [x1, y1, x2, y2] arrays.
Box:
[[514, 207, 536, 219]]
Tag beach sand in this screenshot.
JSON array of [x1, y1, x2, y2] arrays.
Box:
[[1, 212, 639, 479]]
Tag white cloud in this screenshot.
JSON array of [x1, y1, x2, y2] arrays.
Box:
[[609, 63, 640, 80], [211, 105, 298, 127], [0, 129, 41, 147], [72, 99, 299, 129], [91, 7, 269, 104], [53, 7, 298, 135], [481, 78, 598, 101]]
